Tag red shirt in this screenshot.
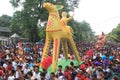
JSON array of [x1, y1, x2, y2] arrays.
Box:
[[64, 70, 72, 80], [76, 74, 87, 80], [0, 70, 5, 76], [6, 65, 12, 71]]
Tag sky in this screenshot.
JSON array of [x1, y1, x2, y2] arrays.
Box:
[[74, 0, 120, 35], [0, 0, 14, 16], [0, 0, 120, 35]]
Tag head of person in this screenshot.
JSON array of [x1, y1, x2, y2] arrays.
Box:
[[40, 72, 46, 80], [34, 66, 39, 73], [92, 74, 97, 80], [70, 61, 74, 66], [50, 72, 55, 79], [112, 75, 119, 80], [58, 65, 62, 71], [27, 71, 33, 79], [43, 68, 47, 74], [17, 65, 22, 71], [62, 12, 67, 17], [78, 69, 84, 75], [65, 66, 69, 71]]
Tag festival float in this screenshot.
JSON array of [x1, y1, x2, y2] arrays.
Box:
[[40, 2, 81, 72]]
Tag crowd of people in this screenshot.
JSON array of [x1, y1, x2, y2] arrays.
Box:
[[0, 41, 120, 80]]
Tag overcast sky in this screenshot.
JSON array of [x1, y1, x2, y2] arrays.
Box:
[[0, 0, 14, 16], [74, 0, 120, 35], [0, 0, 120, 35]]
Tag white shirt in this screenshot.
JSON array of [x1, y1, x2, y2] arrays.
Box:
[[45, 73, 50, 80], [3, 63, 7, 68], [12, 61, 17, 70], [33, 72, 41, 80], [23, 68, 30, 74], [8, 76, 15, 80], [58, 76, 64, 80], [15, 71, 19, 78]]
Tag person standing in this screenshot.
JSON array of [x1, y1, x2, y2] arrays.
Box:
[[33, 66, 41, 80], [49, 72, 58, 80]]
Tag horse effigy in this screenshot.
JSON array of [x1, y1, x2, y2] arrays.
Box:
[[41, 2, 80, 71], [95, 32, 106, 50]]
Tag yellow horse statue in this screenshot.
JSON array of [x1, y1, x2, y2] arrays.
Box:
[[41, 2, 80, 71]]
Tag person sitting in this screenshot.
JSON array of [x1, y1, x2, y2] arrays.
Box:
[[60, 11, 74, 35]]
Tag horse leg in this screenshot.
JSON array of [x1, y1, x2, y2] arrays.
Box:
[[52, 38, 60, 72], [61, 40, 68, 60], [68, 37, 80, 62], [41, 37, 52, 62]]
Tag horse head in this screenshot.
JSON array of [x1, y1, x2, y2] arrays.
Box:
[[43, 2, 64, 12]]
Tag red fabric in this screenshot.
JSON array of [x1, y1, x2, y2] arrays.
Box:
[[86, 49, 93, 58], [76, 74, 87, 80], [64, 70, 72, 80], [6, 65, 12, 71], [80, 64, 86, 70], [0, 70, 5, 76], [0, 53, 7, 59], [41, 56, 52, 70], [86, 60, 92, 67]]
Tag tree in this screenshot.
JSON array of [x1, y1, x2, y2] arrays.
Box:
[[0, 15, 12, 27], [0, 15, 12, 36], [108, 23, 120, 42], [69, 20, 95, 42], [10, 11, 23, 35], [9, 0, 80, 42]]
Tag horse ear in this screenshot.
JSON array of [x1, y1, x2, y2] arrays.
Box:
[[56, 5, 64, 10]]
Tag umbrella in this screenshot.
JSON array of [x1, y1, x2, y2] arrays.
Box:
[[47, 59, 83, 73]]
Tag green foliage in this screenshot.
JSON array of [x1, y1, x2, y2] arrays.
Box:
[[10, 0, 20, 7], [0, 15, 12, 36], [69, 20, 95, 42], [10, 11, 22, 35], [108, 23, 120, 42], [39, 27, 46, 39], [10, 0, 44, 42], [0, 15, 12, 27]]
